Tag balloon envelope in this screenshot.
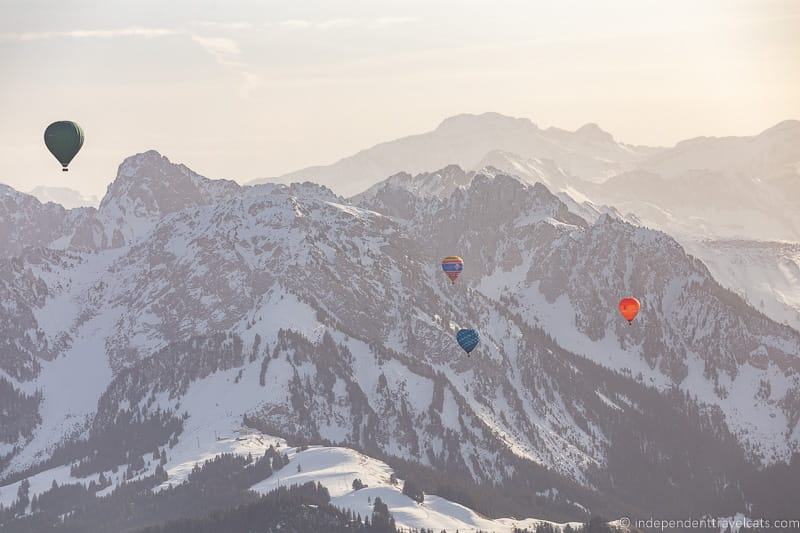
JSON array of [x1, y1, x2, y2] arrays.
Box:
[[44, 121, 84, 171], [618, 297, 641, 323], [441, 256, 464, 283], [456, 328, 480, 354]]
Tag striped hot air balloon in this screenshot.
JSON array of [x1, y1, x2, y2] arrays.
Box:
[[441, 256, 464, 283]]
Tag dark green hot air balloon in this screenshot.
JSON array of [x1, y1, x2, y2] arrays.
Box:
[[44, 121, 84, 171]]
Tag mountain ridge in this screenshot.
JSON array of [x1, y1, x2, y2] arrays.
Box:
[[249, 112, 660, 196], [246, 113, 797, 202]]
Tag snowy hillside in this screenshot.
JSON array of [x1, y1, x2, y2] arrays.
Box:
[[2, 151, 799, 530], [251, 443, 583, 532], [0, 423, 582, 532]]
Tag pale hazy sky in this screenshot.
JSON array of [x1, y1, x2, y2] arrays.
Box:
[[1, 0, 799, 197]]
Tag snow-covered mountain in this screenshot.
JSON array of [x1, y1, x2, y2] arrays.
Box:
[[357, 170, 800, 458], [477, 153, 800, 334], [96, 150, 241, 247], [442, 119, 800, 332], [250, 112, 658, 197], [254, 113, 800, 344], [0, 184, 80, 257], [28, 186, 99, 210], [2, 151, 799, 530]]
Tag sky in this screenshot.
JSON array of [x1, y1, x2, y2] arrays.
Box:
[[1, 0, 799, 198]]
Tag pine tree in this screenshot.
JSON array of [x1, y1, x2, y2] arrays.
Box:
[[402, 478, 424, 503], [371, 496, 396, 532]]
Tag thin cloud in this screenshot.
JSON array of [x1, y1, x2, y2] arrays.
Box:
[[0, 27, 180, 42], [188, 21, 254, 30], [0, 24, 260, 99], [189, 35, 260, 99], [190, 35, 241, 63], [369, 17, 417, 28], [278, 17, 416, 30], [280, 19, 313, 29], [316, 18, 359, 29]]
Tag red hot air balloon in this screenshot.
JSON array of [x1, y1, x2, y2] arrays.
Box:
[[618, 297, 641, 324]]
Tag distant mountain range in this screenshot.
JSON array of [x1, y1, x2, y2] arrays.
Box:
[[249, 114, 800, 242], [28, 186, 99, 210], [250, 112, 660, 195]]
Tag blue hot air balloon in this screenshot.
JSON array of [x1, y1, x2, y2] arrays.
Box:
[[456, 328, 480, 355]]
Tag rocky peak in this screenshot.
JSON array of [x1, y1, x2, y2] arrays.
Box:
[[97, 150, 240, 247], [102, 150, 238, 211], [574, 122, 615, 143]]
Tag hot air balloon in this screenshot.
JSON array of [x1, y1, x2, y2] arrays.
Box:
[[456, 328, 479, 355], [441, 256, 464, 283], [618, 297, 640, 324], [44, 121, 84, 171]]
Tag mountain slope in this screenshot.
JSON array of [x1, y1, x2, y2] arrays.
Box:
[[683, 240, 800, 332], [0, 184, 71, 257], [358, 171, 800, 462], [639, 119, 800, 182]]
